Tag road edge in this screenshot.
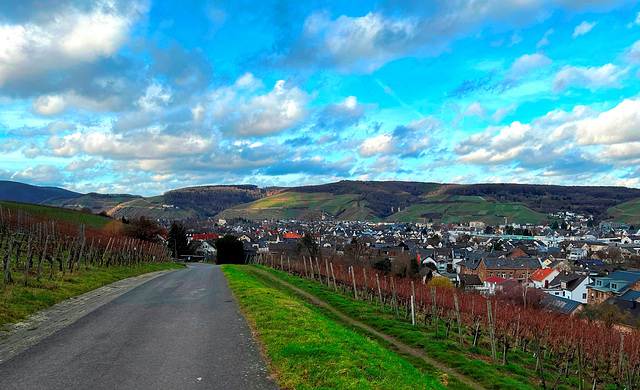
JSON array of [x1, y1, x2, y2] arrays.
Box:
[[0, 268, 179, 364]]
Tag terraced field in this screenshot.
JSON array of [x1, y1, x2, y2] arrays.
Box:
[[607, 198, 640, 226], [0, 201, 112, 230], [385, 195, 547, 224], [107, 196, 195, 219], [216, 191, 379, 221]]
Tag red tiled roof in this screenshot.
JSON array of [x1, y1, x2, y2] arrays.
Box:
[[530, 267, 556, 281], [193, 234, 219, 241], [284, 232, 302, 239], [484, 276, 506, 284]]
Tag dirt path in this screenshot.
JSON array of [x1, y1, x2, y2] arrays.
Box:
[[250, 268, 486, 390]]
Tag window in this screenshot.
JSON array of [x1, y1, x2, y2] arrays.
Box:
[[510, 272, 513, 278], [582, 293, 587, 299], [611, 283, 617, 289], [490, 272, 493, 277]]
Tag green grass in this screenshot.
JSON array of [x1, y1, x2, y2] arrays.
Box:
[[386, 195, 547, 224], [608, 198, 640, 226], [0, 201, 113, 230], [248, 266, 549, 390], [1, 262, 185, 326], [219, 191, 379, 221], [223, 265, 454, 390]]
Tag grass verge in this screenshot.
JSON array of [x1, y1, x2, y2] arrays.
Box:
[[223, 265, 454, 390], [1, 262, 185, 326], [249, 266, 543, 390]]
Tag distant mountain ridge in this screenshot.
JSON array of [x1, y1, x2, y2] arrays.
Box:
[[3, 180, 640, 224], [0, 180, 80, 204]]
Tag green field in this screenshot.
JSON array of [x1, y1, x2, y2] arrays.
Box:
[[0, 201, 113, 230], [607, 198, 640, 226], [107, 196, 194, 220], [386, 195, 547, 224], [223, 266, 452, 389], [217, 191, 379, 221]]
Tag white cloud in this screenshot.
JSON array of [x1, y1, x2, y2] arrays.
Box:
[[0, 1, 147, 86], [572, 21, 596, 38], [627, 40, 640, 63], [571, 99, 640, 145], [214, 78, 310, 138], [65, 159, 99, 171], [358, 134, 397, 157], [628, 13, 640, 28], [509, 53, 552, 78], [536, 29, 553, 49], [11, 165, 64, 184], [33, 95, 66, 116], [552, 64, 626, 92]]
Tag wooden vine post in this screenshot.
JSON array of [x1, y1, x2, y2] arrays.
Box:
[[351, 267, 358, 299], [376, 273, 383, 309], [391, 277, 399, 316], [411, 281, 416, 326], [487, 300, 497, 360], [363, 268, 368, 300], [431, 286, 438, 333], [453, 293, 463, 347], [325, 259, 330, 287], [330, 263, 338, 292]]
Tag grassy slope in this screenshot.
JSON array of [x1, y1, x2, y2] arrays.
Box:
[[0, 201, 112, 230], [43, 194, 140, 214], [386, 195, 547, 224], [608, 198, 640, 226], [252, 266, 555, 390], [107, 196, 194, 219], [1, 262, 185, 326], [223, 265, 451, 390], [218, 191, 379, 221]]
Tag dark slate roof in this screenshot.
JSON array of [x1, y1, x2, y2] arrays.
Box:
[[458, 274, 483, 286], [541, 295, 582, 315], [483, 256, 541, 270], [548, 272, 589, 292]]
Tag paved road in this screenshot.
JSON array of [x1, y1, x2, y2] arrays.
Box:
[[0, 264, 278, 390]]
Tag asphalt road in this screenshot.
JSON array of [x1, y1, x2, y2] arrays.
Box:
[[0, 264, 279, 390]]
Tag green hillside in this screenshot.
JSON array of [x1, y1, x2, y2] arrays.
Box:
[[216, 191, 379, 221], [607, 198, 640, 226], [0, 201, 112, 230], [107, 196, 195, 219], [385, 195, 547, 224], [43, 193, 141, 214]]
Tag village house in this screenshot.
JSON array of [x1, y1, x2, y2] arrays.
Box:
[[544, 272, 591, 303], [529, 267, 560, 289], [587, 270, 640, 304], [458, 255, 542, 282]]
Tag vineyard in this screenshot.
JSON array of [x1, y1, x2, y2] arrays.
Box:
[[252, 253, 640, 389], [0, 204, 173, 324]]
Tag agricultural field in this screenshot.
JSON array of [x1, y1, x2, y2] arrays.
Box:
[[42, 193, 141, 215], [106, 196, 194, 220], [0, 201, 112, 230], [243, 255, 640, 390], [607, 198, 640, 226], [386, 195, 547, 224], [217, 191, 379, 221]]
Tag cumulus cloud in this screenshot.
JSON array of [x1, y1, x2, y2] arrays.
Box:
[[572, 21, 596, 38], [358, 117, 439, 158], [280, 1, 622, 71], [0, 0, 147, 86], [314, 96, 368, 131], [552, 64, 626, 92], [454, 98, 640, 175], [11, 165, 64, 184], [214, 78, 310, 138]]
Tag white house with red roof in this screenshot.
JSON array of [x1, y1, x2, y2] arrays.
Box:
[[530, 267, 560, 289], [483, 276, 506, 294]]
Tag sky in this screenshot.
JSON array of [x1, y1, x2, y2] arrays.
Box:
[[1, 0, 640, 196]]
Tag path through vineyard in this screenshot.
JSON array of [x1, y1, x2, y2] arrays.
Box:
[[0, 264, 278, 390], [250, 268, 486, 390]]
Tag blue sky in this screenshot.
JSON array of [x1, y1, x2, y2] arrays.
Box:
[[1, 0, 640, 196]]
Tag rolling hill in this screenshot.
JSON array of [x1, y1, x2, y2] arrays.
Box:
[[0, 181, 80, 204], [4, 179, 640, 224]]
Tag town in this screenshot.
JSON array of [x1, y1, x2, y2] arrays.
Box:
[[182, 214, 640, 326]]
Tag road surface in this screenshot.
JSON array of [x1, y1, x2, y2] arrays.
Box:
[[0, 264, 279, 390]]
